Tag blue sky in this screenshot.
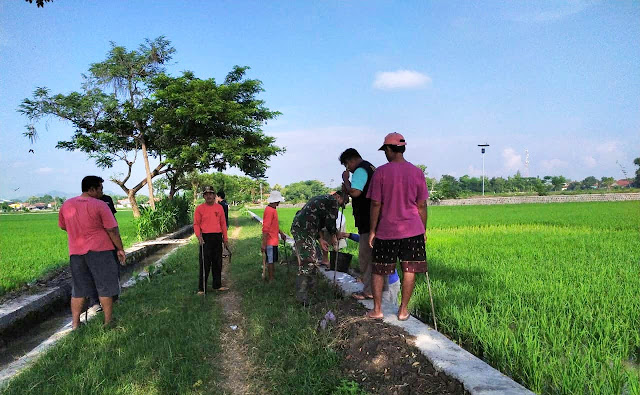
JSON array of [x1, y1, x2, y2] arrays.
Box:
[[1, 0, 638, 198]]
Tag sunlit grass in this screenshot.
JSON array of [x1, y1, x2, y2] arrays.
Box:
[[2, 243, 223, 394], [252, 201, 640, 394]]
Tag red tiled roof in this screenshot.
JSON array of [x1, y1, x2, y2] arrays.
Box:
[[616, 180, 631, 187]]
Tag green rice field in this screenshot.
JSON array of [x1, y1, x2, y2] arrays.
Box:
[[251, 201, 640, 394], [0, 211, 137, 296]]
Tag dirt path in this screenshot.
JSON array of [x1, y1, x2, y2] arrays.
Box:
[[216, 221, 263, 395]]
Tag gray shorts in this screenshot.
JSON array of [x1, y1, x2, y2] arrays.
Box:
[[70, 250, 120, 298]]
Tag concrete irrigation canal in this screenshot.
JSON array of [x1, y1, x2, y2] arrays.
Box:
[[0, 225, 193, 386]]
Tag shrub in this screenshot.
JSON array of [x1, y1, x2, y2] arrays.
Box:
[[135, 196, 193, 240], [536, 183, 550, 196]]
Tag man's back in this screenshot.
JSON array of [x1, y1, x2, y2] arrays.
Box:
[[291, 195, 338, 234], [59, 196, 117, 255], [367, 161, 428, 240]]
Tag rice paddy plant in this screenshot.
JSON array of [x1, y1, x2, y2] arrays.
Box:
[[0, 211, 137, 295]]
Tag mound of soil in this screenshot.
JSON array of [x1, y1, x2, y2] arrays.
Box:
[[328, 297, 467, 395]]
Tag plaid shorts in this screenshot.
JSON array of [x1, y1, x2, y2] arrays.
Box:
[[372, 234, 427, 275]]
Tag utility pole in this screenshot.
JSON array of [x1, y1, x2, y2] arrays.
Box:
[[478, 144, 490, 196]]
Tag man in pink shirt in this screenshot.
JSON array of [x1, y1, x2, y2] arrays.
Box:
[[367, 133, 429, 321], [58, 176, 126, 330], [194, 186, 230, 293]]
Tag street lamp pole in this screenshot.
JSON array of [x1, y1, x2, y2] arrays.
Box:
[[478, 144, 490, 196]]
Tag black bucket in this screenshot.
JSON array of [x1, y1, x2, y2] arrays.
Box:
[[329, 251, 352, 272]]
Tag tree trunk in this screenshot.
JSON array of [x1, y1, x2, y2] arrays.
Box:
[[192, 180, 199, 205], [128, 190, 141, 218], [140, 138, 156, 210]]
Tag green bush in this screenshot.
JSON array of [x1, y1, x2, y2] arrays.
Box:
[[135, 196, 193, 241]]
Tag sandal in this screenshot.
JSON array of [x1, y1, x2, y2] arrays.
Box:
[[351, 292, 366, 300], [364, 311, 383, 320], [397, 313, 411, 321]]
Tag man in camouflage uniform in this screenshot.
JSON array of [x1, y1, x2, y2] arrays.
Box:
[[291, 192, 348, 272]]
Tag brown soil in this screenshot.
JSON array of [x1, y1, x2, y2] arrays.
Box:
[[324, 291, 468, 395]]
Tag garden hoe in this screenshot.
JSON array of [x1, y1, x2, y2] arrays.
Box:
[[332, 205, 345, 292], [261, 250, 267, 280], [201, 242, 206, 298]]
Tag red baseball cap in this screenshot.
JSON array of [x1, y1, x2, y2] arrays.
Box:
[[378, 132, 406, 150]]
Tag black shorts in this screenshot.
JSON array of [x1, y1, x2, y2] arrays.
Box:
[[372, 234, 427, 275], [70, 250, 120, 298], [265, 245, 279, 264]]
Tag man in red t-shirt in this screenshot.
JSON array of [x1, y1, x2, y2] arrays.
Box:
[[367, 133, 429, 321], [194, 187, 230, 293], [262, 190, 287, 282], [58, 176, 126, 330]]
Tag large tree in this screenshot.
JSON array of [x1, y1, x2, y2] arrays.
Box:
[[20, 37, 175, 215], [20, 38, 282, 216], [149, 69, 282, 198], [633, 157, 640, 188]]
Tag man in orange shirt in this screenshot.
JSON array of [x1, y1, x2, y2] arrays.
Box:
[[262, 191, 287, 282], [194, 186, 230, 293]]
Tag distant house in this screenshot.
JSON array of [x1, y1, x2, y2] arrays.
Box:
[[616, 179, 631, 188], [117, 199, 132, 208]]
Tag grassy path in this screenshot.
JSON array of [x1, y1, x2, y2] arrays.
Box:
[[2, 213, 357, 394], [216, 222, 263, 394]]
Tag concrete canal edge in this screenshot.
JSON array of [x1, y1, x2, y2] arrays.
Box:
[[247, 210, 534, 395], [0, 225, 194, 389]]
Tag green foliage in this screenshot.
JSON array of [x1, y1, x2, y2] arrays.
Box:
[[429, 190, 444, 202], [20, 38, 282, 214], [581, 175, 598, 189], [135, 196, 192, 240], [282, 180, 331, 203], [535, 183, 549, 196], [334, 380, 369, 395], [436, 175, 460, 199], [633, 157, 640, 187], [181, 171, 270, 205]]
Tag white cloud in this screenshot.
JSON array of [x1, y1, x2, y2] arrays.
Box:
[[540, 158, 569, 172], [34, 167, 54, 174], [582, 156, 597, 168], [373, 70, 431, 90], [502, 148, 522, 172], [596, 141, 619, 154]]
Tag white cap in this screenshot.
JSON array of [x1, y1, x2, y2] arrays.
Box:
[[267, 190, 285, 203]]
